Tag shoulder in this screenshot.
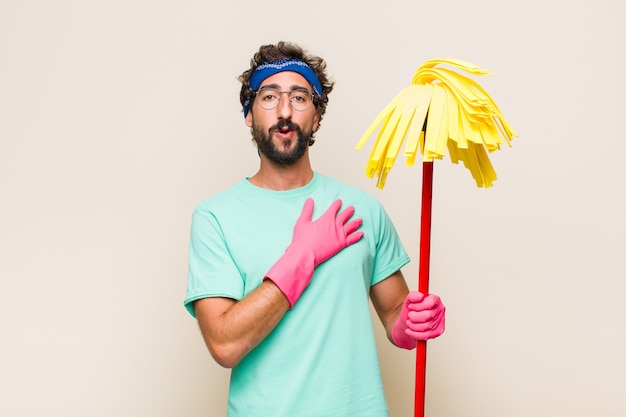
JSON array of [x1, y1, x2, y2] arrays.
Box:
[[194, 180, 248, 213]]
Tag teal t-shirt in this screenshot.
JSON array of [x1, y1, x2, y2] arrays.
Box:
[[185, 173, 410, 417]]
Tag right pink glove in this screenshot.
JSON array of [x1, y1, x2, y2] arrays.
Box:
[[392, 291, 446, 350], [264, 198, 364, 308]]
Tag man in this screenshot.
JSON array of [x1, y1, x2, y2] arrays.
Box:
[[184, 41, 445, 417]]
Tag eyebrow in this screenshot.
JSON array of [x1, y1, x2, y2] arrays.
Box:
[[258, 83, 310, 92]]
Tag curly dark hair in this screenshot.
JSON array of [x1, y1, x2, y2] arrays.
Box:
[[238, 41, 334, 145]]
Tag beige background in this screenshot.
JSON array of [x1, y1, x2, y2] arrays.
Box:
[[1, 0, 625, 416]]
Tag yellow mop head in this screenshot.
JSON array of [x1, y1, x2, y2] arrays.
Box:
[[355, 58, 518, 188]]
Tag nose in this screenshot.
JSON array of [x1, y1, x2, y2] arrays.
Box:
[[276, 91, 293, 119]]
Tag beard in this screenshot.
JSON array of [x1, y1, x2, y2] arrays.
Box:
[[252, 120, 312, 166]]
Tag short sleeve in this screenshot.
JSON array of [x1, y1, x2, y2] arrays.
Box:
[[369, 198, 410, 286], [184, 207, 245, 317]]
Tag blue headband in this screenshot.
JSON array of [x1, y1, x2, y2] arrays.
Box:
[[243, 58, 323, 117]]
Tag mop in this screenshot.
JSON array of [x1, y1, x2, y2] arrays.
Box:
[[355, 58, 518, 417]]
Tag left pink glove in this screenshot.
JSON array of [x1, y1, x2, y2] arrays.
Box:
[[391, 291, 446, 350]]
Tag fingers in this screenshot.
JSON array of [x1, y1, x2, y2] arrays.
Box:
[[334, 202, 355, 225], [345, 230, 364, 245], [406, 308, 444, 329], [343, 217, 363, 236], [405, 310, 445, 340], [406, 295, 445, 327], [405, 322, 445, 340], [408, 293, 442, 312], [405, 291, 425, 304], [312, 199, 360, 227], [339, 205, 363, 245], [403, 294, 446, 340], [298, 198, 315, 223], [307, 199, 364, 245], [319, 199, 363, 237], [322, 199, 343, 219]]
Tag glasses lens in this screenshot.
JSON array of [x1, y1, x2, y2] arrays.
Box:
[[288, 90, 312, 112], [255, 88, 313, 112], [257, 88, 280, 110]]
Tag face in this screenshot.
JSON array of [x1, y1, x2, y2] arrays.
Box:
[[245, 71, 320, 166]]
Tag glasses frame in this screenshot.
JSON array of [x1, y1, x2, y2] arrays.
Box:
[[253, 86, 315, 112]]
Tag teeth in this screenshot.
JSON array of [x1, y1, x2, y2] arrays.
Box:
[[355, 58, 518, 189]]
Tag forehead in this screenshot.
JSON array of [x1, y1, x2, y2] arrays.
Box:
[[258, 71, 311, 90]]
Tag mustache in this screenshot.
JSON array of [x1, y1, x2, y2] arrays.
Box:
[[270, 120, 300, 133]]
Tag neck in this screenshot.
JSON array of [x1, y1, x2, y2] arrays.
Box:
[[248, 156, 314, 191]]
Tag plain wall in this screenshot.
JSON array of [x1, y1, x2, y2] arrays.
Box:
[[1, 1, 625, 416]]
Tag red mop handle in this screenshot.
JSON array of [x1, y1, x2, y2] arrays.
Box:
[[415, 161, 434, 417]]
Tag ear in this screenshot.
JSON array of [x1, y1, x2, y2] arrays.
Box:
[[312, 112, 320, 132], [245, 111, 253, 127]]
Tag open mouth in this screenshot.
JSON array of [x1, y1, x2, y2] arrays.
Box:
[[271, 120, 298, 140]]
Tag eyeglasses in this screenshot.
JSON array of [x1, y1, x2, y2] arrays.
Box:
[[254, 87, 314, 112]]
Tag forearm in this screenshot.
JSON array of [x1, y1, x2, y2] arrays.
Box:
[[370, 271, 410, 343], [386, 304, 405, 346], [195, 280, 289, 368]]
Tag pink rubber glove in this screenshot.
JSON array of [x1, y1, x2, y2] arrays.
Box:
[[391, 291, 446, 350], [264, 198, 364, 308]]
